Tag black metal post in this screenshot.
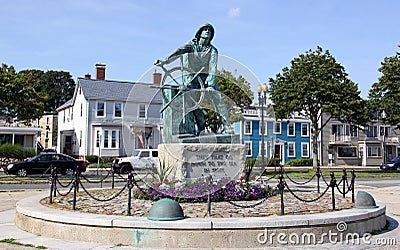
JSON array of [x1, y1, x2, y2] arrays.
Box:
[[278, 173, 285, 215], [111, 168, 115, 189], [351, 169, 356, 203], [72, 168, 79, 210], [207, 191, 211, 216], [316, 166, 321, 193], [127, 172, 133, 215], [342, 169, 347, 198], [330, 171, 336, 210], [49, 164, 55, 204], [206, 175, 212, 216], [53, 166, 57, 198]]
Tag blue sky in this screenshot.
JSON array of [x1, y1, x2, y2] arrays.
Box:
[[1, 0, 399, 98]]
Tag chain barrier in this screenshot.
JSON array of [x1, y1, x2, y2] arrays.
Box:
[[320, 172, 330, 186], [80, 171, 111, 184], [55, 184, 74, 197], [56, 176, 74, 188], [284, 182, 330, 203], [227, 193, 271, 208], [284, 171, 316, 185], [79, 181, 128, 202]]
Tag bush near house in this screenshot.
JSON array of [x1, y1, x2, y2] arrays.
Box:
[[286, 158, 313, 166], [0, 143, 36, 166], [85, 155, 99, 164]]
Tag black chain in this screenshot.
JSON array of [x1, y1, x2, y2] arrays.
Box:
[[79, 182, 128, 202], [227, 194, 271, 208], [55, 184, 74, 197], [335, 181, 351, 195], [56, 176, 74, 188], [80, 170, 111, 183], [284, 171, 316, 185], [320, 173, 330, 186], [284, 182, 330, 203]]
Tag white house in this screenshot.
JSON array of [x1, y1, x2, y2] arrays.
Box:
[[56, 64, 162, 159]]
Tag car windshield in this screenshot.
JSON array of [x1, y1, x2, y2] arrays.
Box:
[[390, 157, 400, 162], [27, 155, 40, 162], [132, 150, 140, 157]]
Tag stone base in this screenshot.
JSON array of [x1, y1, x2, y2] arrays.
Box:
[[157, 143, 246, 181]]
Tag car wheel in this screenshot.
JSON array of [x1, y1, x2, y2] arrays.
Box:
[[17, 168, 28, 177], [120, 164, 132, 174], [65, 168, 74, 176]]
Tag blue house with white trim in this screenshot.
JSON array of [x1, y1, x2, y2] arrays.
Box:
[[234, 107, 312, 165]]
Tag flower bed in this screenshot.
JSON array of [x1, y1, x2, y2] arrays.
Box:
[[134, 179, 275, 203]]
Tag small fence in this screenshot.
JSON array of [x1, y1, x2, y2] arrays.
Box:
[[47, 165, 356, 216]]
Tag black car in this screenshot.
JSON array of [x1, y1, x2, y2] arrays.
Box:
[[380, 157, 400, 171], [3, 153, 88, 177]]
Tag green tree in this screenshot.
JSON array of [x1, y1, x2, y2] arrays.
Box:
[[41, 70, 75, 113], [0, 64, 18, 118], [15, 70, 47, 122], [368, 45, 400, 126], [269, 46, 365, 167], [204, 69, 253, 132]]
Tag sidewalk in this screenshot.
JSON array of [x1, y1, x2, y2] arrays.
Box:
[[0, 185, 399, 249]]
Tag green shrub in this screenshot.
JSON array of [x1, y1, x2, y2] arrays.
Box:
[[0, 144, 24, 160], [286, 158, 313, 166], [85, 155, 99, 164]]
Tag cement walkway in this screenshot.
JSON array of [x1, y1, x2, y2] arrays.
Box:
[[0, 185, 399, 249]]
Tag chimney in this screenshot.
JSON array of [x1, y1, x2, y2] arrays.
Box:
[[95, 63, 106, 80], [84, 73, 91, 79], [153, 70, 162, 84]]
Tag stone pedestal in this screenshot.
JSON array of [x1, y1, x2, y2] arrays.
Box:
[[157, 143, 245, 182]]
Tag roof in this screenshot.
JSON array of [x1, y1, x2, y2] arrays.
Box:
[[57, 78, 162, 111]]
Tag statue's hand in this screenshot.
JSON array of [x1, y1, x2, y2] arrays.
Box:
[[154, 59, 163, 66], [206, 86, 214, 91]]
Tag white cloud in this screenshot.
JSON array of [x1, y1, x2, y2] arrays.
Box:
[[228, 7, 241, 17]]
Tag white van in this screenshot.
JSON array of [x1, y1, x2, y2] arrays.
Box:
[[112, 149, 158, 174]]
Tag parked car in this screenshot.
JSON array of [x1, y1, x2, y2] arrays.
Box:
[[112, 149, 158, 174], [3, 153, 88, 177], [380, 157, 400, 171]]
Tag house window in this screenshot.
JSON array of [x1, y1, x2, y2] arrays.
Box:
[[380, 126, 391, 137], [0, 134, 12, 145], [274, 122, 281, 134], [367, 146, 381, 157], [259, 122, 267, 136], [259, 140, 267, 157], [350, 125, 358, 137], [245, 141, 252, 157], [46, 117, 49, 125], [96, 102, 105, 117], [14, 135, 24, 146], [96, 131, 100, 148], [366, 125, 378, 137], [63, 110, 65, 123], [79, 87, 81, 95], [288, 142, 295, 157], [301, 143, 309, 157], [287, 123, 295, 137], [103, 130, 109, 148], [114, 103, 122, 118], [301, 123, 309, 137], [79, 130, 82, 146], [244, 121, 252, 135], [111, 131, 117, 148], [338, 146, 356, 157], [139, 104, 146, 118], [80, 103, 83, 117], [45, 131, 49, 139]]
